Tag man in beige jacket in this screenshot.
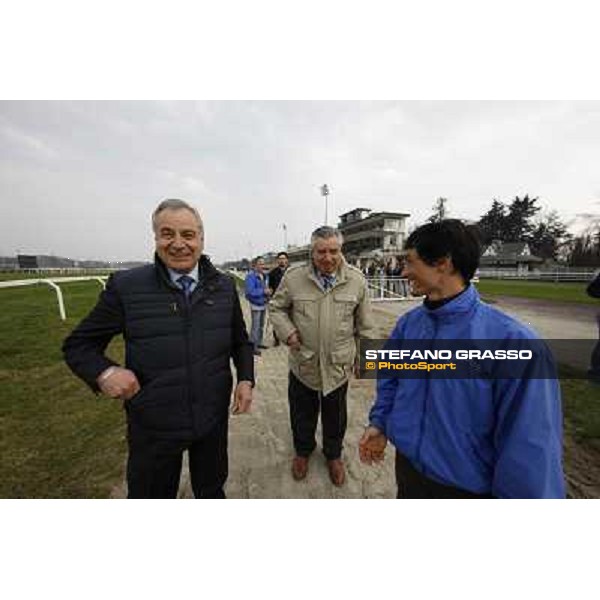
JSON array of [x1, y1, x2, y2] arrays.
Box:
[[270, 226, 374, 486]]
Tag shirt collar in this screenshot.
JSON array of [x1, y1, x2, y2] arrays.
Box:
[[311, 264, 336, 289], [168, 263, 199, 286]]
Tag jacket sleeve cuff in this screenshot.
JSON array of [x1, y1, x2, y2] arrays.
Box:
[[278, 324, 298, 344], [235, 344, 255, 386], [238, 379, 255, 389], [369, 414, 387, 434], [82, 358, 120, 393]]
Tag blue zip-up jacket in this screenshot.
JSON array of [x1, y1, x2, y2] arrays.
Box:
[[369, 284, 565, 498], [245, 271, 268, 307]]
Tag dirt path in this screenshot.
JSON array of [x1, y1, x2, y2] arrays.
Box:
[[112, 295, 599, 499]]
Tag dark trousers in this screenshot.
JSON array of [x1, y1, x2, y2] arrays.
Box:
[[395, 452, 492, 499], [288, 371, 348, 460], [126, 419, 228, 499]]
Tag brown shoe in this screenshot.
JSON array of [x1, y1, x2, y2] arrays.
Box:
[[327, 459, 346, 486], [292, 456, 309, 480]]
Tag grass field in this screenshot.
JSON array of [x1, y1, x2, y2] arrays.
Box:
[[1, 277, 598, 497], [0, 281, 126, 498], [476, 279, 595, 305], [559, 365, 600, 442]]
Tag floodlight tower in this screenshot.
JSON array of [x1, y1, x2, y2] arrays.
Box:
[[320, 184, 330, 226]]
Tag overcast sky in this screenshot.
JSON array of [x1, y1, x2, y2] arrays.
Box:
[[1, 100, 599, 264]]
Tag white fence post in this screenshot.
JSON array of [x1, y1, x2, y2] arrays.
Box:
[[365, 277, 415, 302], [0, 275, 110, 321], [43, 280, 66, 320]]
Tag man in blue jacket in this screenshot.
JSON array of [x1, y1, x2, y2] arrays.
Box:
[[245, 256, 271, 356], [359, 220, 565, 498]]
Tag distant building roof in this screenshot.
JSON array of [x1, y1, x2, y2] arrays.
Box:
[[339, 208, 410, 221], [481, 241, 543, 264], [368, 210, 411, 219], [339, 208, 372, 219]]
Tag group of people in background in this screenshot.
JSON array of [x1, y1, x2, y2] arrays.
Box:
[[63, 198, 568, 499], [361, 257, 404, 279], [244, 251, 289, 355]]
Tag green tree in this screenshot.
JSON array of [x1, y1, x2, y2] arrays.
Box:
[[528, 211, 572, 261], [503, 195, 541, 242], [568, 228, 600, 266], [477, 199, 506, 246]]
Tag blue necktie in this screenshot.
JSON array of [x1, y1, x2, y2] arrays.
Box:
[[322, 275, 334, 291], [177, 275, 194, 300]]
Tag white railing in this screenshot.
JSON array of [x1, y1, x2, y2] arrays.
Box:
[[229, 270, 415, 302], [366, 277, 414, 301], [0, 267, 117, 275], [478, 269, 596, 282], [0, 276, 108, 320], [227, 270, 245, 283]]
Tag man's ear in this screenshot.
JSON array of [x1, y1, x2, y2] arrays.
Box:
[[435, 255, 454, 274]]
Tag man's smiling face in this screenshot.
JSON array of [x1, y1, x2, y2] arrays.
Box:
[[154, 208, 203, 273]]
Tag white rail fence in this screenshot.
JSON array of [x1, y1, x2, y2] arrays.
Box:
[[225, 269, 597, 303], [478, 269, 597, 282], [0, 276, 107, 320], [366, 277, 414, 301], [230, 270, 416, 302]]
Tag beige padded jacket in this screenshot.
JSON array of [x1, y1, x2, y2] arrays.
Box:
[[269, 260, 375, 395]]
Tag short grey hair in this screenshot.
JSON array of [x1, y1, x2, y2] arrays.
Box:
[[310, 225, 343, 249], [152, 199, 202, 232]]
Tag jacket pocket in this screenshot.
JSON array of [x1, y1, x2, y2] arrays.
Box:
[[126, 383, 192, 432], [293, 345, 315, 363], [291, 345, 317, 376], [331, 342, 355, 365], [333, 293, 357, 332], [293, 295, 318, 319]]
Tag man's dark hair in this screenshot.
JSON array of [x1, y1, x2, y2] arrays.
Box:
[[277, 251, 289, 259], [405, 219, 481, 282]]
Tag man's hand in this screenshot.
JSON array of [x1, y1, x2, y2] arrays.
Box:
[[287, 330, 301, 351], [359, 426, 387, 465], [232, 381, 253, 415], [265, 288, 272, 297], [352, 362, 361, 379], [97, 366, 140, 401]]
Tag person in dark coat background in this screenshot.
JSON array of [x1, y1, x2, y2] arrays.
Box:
[[63, 198, 254, 499], [267, 251, 289, 346]]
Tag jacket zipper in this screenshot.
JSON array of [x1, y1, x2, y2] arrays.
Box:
[[182, 292, 195, 430], [185, 277, 217, 435], [415, 315, 438, 474]]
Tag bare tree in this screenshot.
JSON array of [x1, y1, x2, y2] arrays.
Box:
[[428, 197, 448, 222]]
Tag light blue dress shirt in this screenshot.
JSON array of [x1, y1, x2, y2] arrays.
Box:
[[168, 264, 200, 293]]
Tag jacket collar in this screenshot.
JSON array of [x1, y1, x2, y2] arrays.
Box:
[[422, 283, 480, 318], [307, 257, 350, 290]]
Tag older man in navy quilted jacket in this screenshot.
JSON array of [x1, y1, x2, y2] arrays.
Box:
[[63, 199, 254, 499]]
